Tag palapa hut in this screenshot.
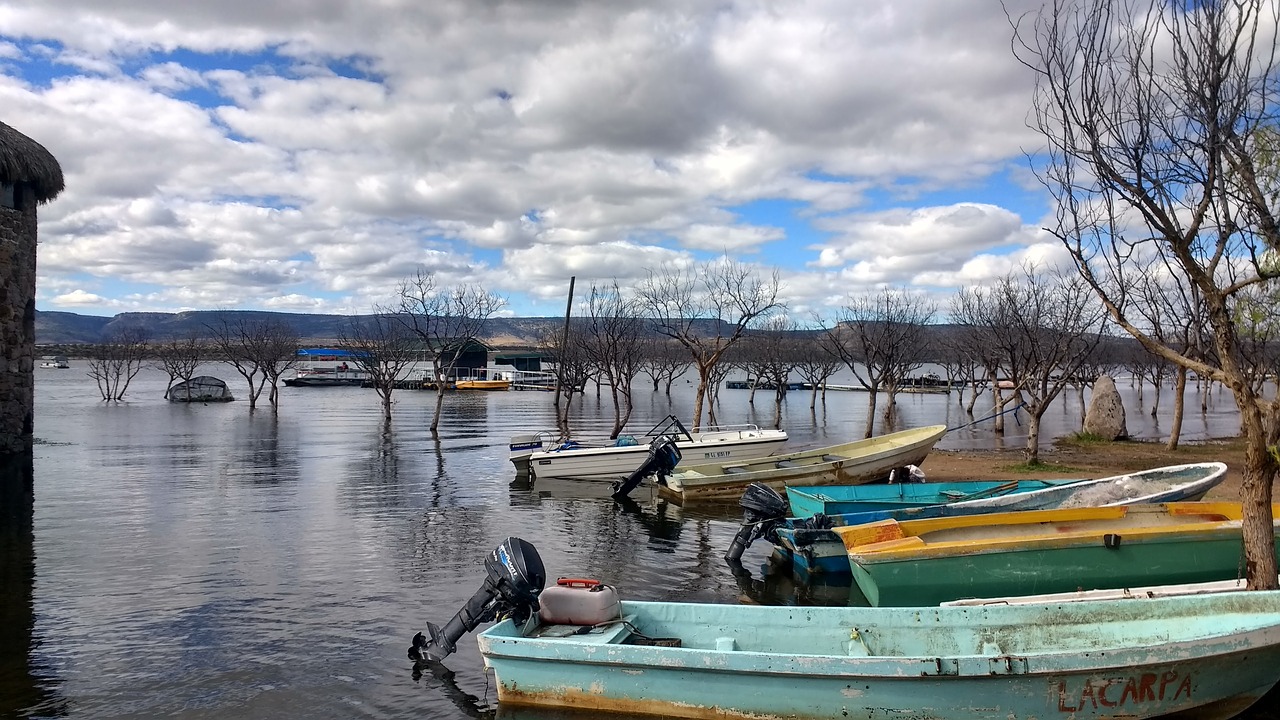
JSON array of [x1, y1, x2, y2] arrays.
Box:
[[1, 121, 64, 455]]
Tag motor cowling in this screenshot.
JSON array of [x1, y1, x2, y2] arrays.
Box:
[[724, 482, 791, 563], [611, 435, 682, 499], [408, 537, 546, 664]]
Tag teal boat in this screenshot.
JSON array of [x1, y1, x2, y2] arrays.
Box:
[[785, 478, 1081, 517], [837, 501, 1278, 607], [478, 592, 1280, 720], [769, 462, 1227, 577]]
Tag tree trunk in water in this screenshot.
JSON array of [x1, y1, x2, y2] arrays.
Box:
[[382, 390, 393, 421], [691, 369, 709, 431], [1166, 367, 1186, 452], [863, 389, 879, 438], [431, 387, 445, 434], [1238, 402, 1279, 589]]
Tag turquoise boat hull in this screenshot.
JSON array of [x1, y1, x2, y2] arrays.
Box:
[[785, 479, 1077, 517], [775, 462, 1226, 577], [854, 519, 1280, 607], [478, 594, 1280, 720]]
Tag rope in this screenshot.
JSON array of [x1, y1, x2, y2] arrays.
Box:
[[946, 401, 1028, 433]]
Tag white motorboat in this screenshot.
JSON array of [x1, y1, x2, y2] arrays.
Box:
[[509, 415, 788, 482]]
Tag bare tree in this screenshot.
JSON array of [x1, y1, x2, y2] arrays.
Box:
[[950, 264, 1105, 463], [206, 315, 299, 411], [822, 288, 937, 437], [637, 336, 687, 394], [937, 330, 988, 415], [86, 326, 150, 401], [737, 317, 803, 424], [152, 331, 204, 400], [1014, 0, 1280, 585], [637, 259, 783, 430], [792, 332, 842, 410], [575, 282, 646, 437], [337, 309, 421, 421], [397, 269, 506, 434]]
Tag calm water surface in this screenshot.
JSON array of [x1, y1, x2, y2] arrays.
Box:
[[1, 367, 1262, 719]]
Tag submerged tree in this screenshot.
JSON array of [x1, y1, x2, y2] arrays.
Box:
[[575, 282, 645, 438], [86, 326, 150, 401], [338, 309, 421, 421], [152, 331, 204, 400], [206, 315, 299, 411], [1013, 0, 1280, 585], [397, 269, 506, 434], [637, 259, 783, 430]]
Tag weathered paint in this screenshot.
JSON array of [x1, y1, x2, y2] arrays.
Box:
[[841, 502, 1280, 607], [478, 595, 1280, 720]]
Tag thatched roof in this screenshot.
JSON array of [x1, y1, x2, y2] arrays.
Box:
[[0, 121, 64, 203]]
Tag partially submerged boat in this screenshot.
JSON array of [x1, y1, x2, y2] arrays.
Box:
[[412, 537, 1280, 720], [837, 501, 1279, 607], [509, 415, 788, 482], [659, 424, 948, 504], [785, 477, 1083, 517], [771, 462, 1227, 577]]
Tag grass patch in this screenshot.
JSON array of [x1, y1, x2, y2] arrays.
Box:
[[1004, 461, 1083, 474], [1060, 431, 1109, 445]]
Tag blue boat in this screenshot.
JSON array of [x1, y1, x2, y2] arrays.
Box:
[[771, 462, 1228, 576], [784, 478, 1082, 517], [478, 592, 1280, 720]]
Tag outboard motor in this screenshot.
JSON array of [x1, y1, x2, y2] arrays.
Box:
[[611, 435, 682, 499], [724, 482, 791, 563], [408, 537, 546, 664]]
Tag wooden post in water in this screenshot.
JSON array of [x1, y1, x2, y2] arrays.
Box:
[[553, 276, 575, 435]]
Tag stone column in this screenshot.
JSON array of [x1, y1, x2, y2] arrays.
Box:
[[0, 189, 37, 454]]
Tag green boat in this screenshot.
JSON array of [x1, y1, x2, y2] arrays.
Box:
[[836, 501, 1280, 607]]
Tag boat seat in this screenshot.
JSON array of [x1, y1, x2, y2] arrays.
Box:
[[722, 466, 748, 474], [821, 454, 848, 463], [775, 460, 800, 468], [534, 616, 635, 645]]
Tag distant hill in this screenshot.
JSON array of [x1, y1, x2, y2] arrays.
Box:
[[36, 310, 566, 349]]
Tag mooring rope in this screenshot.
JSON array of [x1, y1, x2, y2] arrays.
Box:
[[946, 401, 1028, 433]]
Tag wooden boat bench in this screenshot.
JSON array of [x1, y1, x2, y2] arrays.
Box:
[[722, 466, 749, 474], [821, 454, 848, 463], [775, 460, 800, 468]]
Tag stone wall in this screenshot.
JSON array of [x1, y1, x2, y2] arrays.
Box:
[[0, 187, 36, 455]]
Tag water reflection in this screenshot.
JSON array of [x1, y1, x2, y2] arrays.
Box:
[[0, 451, 64, 718]]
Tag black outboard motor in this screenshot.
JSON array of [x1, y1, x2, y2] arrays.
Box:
[[723, 482, 791, 563], [408, 537, 546, 664], [611, 435, 682, 499]]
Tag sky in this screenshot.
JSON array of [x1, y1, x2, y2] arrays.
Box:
[[0, 0, 1076, 320]]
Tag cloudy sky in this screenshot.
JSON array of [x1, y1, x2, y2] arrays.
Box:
[[1, 0, 1072, 319]]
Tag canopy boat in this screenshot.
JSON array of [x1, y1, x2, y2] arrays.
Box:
[[771, 461, 1227, 577], [837, 501, 1279, 607], [658, 424, 948, 504], [283, 348, 369, 387], [509, 414, 788, 482], [785, 478, 1084, 517], [478, 592, 1280, 720]]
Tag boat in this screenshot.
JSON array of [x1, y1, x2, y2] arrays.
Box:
[[167, 375, 234, 403], [477, 591, 1280, 719], [785, 478, 1085, 517], [39, 355, 70, 369], [454, 370, 512, 390], [658, 425, 948, 504], [836, 501, 1279, 607], [282, 365, 370, 387], [509, 415, 788, 482], [773, 461, 1227, 577], [941, 578, 1256, 606]]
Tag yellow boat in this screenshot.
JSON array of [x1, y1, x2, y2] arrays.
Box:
[[834, 501, 1280, 606], [455, 378, 512, 390]]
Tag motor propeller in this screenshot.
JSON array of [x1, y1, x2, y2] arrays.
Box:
[[408, 537, 546, 664], [723, 482, 791, 563]]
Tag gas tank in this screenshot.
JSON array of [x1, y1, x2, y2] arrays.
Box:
[[537, 578, 622, 626]]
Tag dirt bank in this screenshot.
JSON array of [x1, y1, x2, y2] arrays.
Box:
[[916, 436, 1250, 501]]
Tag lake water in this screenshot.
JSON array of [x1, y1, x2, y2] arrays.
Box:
[[0, 366, 1262, 719]]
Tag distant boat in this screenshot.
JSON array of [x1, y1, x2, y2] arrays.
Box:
[[168, 376, 234, 403], [283, 366, 369, 387], [785, 478, 1085, 517], [774, 462, 1227, 577], [454, 370, 512, 390], [837, 500, 1277, 607], [39, 355, 69, 369], [658, 425, 947, 504], [477, 591, 1280, 719], [509, 415, 788, 482]]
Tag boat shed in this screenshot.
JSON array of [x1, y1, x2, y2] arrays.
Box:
[[494, 351, 551, 373]]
